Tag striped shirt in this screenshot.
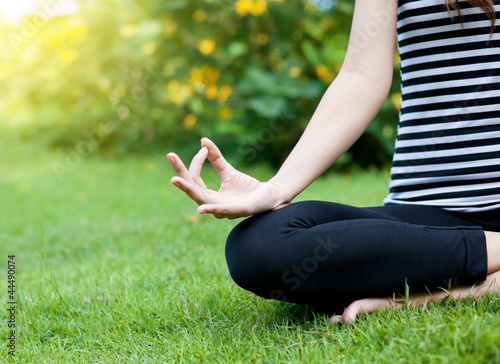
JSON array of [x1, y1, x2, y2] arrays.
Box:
[[383, 0, 500, 212]]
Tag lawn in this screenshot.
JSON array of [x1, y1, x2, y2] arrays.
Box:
[[1, 141, 499, 363]]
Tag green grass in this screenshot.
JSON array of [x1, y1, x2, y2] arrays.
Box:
[[1, 141, 499, 363]]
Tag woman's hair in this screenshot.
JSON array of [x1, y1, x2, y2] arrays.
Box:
[[445, 0, 497, 34]]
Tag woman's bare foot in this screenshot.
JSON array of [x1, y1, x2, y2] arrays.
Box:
[[330, 297, 396, 325], [331, 270, 500, 325]]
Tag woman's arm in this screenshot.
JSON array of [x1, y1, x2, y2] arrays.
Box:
[[168, 0, 398, 218], [269, 0, 398, 203]]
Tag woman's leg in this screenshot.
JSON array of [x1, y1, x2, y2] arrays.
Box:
[[332, 231, 500, 324], [330, 229, 500, 324], [332, 262, 500, 325], [225, 200, 488, 309]]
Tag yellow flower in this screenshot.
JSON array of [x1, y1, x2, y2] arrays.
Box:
[[97, 77, 110, 90], [288, 67, 302, 78], [190, 66, 220, 90], [269, 50, 282, 63], [383, 125, 394, 138], [170, 94, 184, 104], [142, 42, 157, 55], [198, 39, 216, 55], [4, 100, 22, 120], [218, 106, 233, 120], [167, 80, 180, 92], [190, 68, 204, 86], [205, 66, 220, 84], [334, 63, 342, 73], [316, 64, 334, 83], [206, 85, 218, 100], [164, 19, 177, 36], [236, 0, 267, 16], [120, 24, 137, 39], [0, 63, 11, 73], [167, 80, 185, 104], [48, 33, 65, 48], [235, 0, 253, 16], [65, 21, 88, 46], [193, 10, 206, 22], [188, 214, 199, 223], [217, 85, 233, 103], [167, 81, 193, 105], [256, 33, 269, 45], [59, 49, 79, 66], [391, 92, 402, 111], [250, 0, 267, 16], [183, 114, 198, 130], [181, 85, 194, 97]]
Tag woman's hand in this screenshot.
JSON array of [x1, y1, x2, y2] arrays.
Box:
[[167, 137, 289, 219]]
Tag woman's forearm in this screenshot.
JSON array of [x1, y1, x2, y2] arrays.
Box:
[[267, 0, 398, 204], [269, 69, 392, 203]]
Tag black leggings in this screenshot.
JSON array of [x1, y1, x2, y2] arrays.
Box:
[[225, 201, 500, 310]]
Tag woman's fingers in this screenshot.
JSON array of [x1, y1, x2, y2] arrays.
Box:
[[167, 152, 196, 184], [188, 146, 208, 189], [197, 202, 252, 219], [201, 137, 234, 179], [171, 176, 209, 205]]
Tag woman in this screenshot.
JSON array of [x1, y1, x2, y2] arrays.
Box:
[[167, 0, 500, 324]]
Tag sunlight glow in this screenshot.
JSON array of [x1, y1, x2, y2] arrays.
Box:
[[0, 0, 80, 23], [0, 0, 38, 22]]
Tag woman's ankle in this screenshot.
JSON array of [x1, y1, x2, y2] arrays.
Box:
[[484, 231, 500, 274]]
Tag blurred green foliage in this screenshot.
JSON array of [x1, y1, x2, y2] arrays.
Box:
[[0, 0, 401, 169]]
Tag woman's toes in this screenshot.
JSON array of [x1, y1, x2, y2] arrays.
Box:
[[330, 315, 343, 325], [343, 307, 358, 325]]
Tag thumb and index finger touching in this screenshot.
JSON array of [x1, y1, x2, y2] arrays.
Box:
[[168, 138, 255, 218], [167, 137, 230, 178], [166, 137, 233, 199], [200, 137, 234, 179]]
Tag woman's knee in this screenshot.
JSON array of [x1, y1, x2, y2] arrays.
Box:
[[225, 209, 289, 296]]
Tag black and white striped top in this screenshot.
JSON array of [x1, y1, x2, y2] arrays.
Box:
[[384, 0, 500, 212]]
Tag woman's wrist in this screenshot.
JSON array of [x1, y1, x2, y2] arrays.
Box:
[[266, 176, 294, 207]]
